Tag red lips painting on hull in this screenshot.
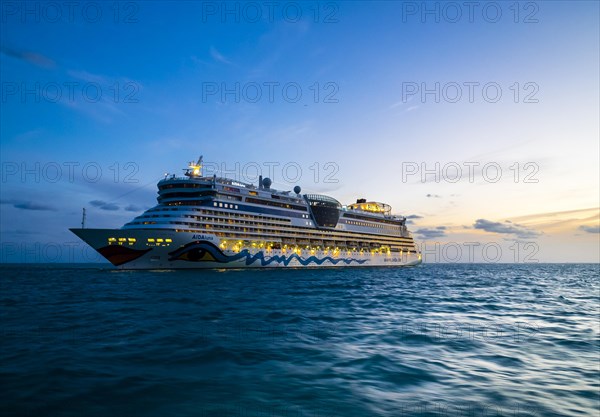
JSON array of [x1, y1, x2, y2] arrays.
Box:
[[97, 245, 152, 266]]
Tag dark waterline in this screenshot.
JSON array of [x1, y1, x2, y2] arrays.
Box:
[[1, 263, 598, 417]]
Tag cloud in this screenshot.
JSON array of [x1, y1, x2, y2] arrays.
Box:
[[579, 225, 600, 234], [209, 46, 231, 64], [474, 219, 541, 239], [3, 49, 141, 124], [426, 194, 441, 198], [414, 228, 447, 239], [124, 204, 143, 212], [0, 45, 55, 68], [13, 202, 57, 211], [100, 203, 119, 211], [16, 202, 56, 211], [510, 207, 598, 222], [89, 200, 119, 211], [405, 214, 423, 225], [389, 95, 414, 109], [67, 69, 110, 85], [1, 199, 57, 211]]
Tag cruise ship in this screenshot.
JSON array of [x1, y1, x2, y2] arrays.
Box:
[[71, 157, 422, 269]]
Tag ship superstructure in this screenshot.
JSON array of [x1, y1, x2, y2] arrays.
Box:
[[71, 157, 421, 269]]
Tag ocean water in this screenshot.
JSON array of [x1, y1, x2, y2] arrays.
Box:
[[0, 264, 598, 417]]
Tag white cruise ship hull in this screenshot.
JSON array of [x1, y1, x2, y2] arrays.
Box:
[[71, 229, 422, 270]]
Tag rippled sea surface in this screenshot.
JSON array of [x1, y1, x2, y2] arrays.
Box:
[[1, 264, 598, 417]]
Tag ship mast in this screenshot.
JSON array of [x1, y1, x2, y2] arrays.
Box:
[[81, 208, 86, 229], [185, 155, 203, 178]]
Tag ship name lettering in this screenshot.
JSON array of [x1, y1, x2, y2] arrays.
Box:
[[192, 234, 213, 240], [384, 258, 400, 262]]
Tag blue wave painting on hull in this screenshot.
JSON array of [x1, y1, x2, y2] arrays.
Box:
[[168, 241, 368, 266]]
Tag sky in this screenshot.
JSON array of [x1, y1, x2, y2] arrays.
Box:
[[1, 0, 599, 263]]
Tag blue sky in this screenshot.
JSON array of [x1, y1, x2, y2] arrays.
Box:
[[1, 1, 599, 262]]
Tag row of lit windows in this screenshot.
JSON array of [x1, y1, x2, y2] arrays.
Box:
[[219, 242, 397, 257], [198, 209, 401, 235], [148, 201, 402, 230], [202, 209, 296, 223], [269, 194, 303, 204], [127, 216, 411, 244], [106, 237, 174, 247], [197, 236, 414, 254], [146, 237, 173, 247], [214, 202, 239, 209], [135, 212, 400, 236], [129, 207, 413, 243], [163, 196, 308, 212], [345, 220, 400, 231], [107, 237, 136, 246], [145, 206, 306, 224], [153, 208, 396, 235], [167, 221, 396, 241], [141, 206, 293, 224], [168, 222, 411, 247], [183, 215, 292, 227], [173, 229, 415, 251], [245, 197, 307, 212], [221, 194, 243, 202], [136, 214, 172, 220], [158, 183, 206, 189], [158, 191, 216, 200], [343, 212, 404, 226], [146, 207, 181, 213]]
